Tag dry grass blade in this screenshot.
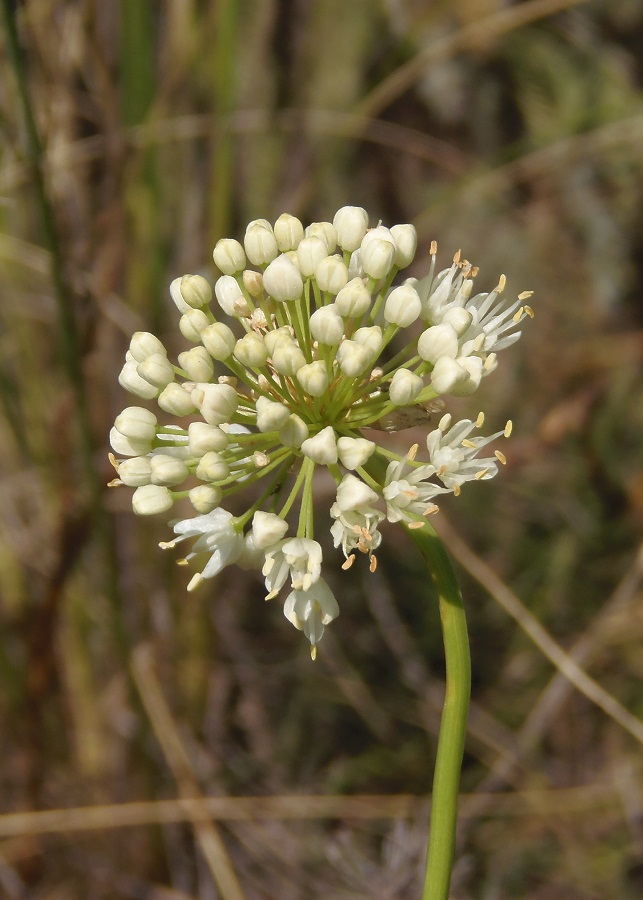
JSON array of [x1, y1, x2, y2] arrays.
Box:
[[436, 518, 643, 746], [356, 0, 589, 121], [0, 786, 620, 839], [131, 644, 246, 900]]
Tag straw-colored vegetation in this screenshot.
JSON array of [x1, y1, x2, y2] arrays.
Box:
[[1, 1, 642, 897]]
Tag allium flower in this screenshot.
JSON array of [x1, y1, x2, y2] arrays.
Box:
[[110, 209, 532, 656]]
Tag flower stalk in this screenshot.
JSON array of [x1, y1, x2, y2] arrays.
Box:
[[406, 522, 471, 900]]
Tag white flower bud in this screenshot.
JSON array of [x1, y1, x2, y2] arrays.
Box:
[[296, 236, 328, 277], [233, 333, 269, 368], [137, 353, 175, 390], [196, 383, 238, 425], [242, 269, 264, 298], [214, 275, 244, 316], [335, 278, 371, 317], [118, 360, 159, 399], [384, 284, 422, 328], [337, 436, 375, 470], [305, 221, 337, 253], [244, 220, 279, 265], [263, 327, 294, 355], [132, 484, 173, 515], [430, 356, 468, 394], [129, 331, 167, 362], [390, 224, 417, 268], [274, 213, 304, 251], [315, 255, 348, 294], [263, 254, 304, 302], [333, 206, 369, 251], [279, 414, 309, 448], [150, 454, 190, 486], [252, 510, 288, 550], [334, 472, 379, 512], [179, 274, 212, 308], [115, 406, 157, 442], [296, 360, 329, 397], [188, 422, 229, 455], [361, 237, 396, 280], [196, 451, 230, 482], [213, 238, 246, 275], [301, 425, 338, 464], [157, 383, 197, 416], [188, 484, 222, 514], [109, 426, 152, 457], [389, 368, 423, 405], [179, 309, 210, 342], [255, 396, 291, 432], [441, 307, 473, 337], [450, 356, 483, 396], [117, 456, 152, 487], [201, 322, 236, 360], [178, 347, 214, 382], [271, 341, 306, 375], [337, 340, 370, 377], [309, 306, 344, 345], [417, 323, 459, 364], [361, 225, 395, 249], [352, 325, 383, 358]]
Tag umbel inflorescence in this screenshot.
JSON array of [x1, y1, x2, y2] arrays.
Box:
[[110, 207, 533, 657]]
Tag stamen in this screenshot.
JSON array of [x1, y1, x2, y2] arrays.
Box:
[[107, 478, 121, 488], [475, 468, 490, 480], [496, 274, 506, 292], [342, 554, 356, 570], [504, 420, 513, 438], [311, 644, 317, 661], [430, 240, 437, 255], [408, 520, 424, 529], [512, 307, 524, 323], [518, 290, 533, 300], [453, 484, 461, 497], [407, 443, 419, 461], [369, 555, 377, 572], [476, 411, 485, 427], [108, 452, 119, 471], [453, 249, 461, 264], [495, 450, 507, 465], [462, 439, 476, 449], [524, 305, 535, 318], [187, 573, 204, 592]]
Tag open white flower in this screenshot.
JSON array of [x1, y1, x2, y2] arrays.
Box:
[[283, 579, 339, 659], [330, 474, 384, 566], [161, 507, 245, 591]]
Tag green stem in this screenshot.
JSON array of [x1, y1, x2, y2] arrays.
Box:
[[404, 522, 471, 900]]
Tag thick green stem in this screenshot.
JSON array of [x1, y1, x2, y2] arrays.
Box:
[[404, 523, 471, 900]]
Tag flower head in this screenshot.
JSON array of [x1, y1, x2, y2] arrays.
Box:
[[110, 209, 531, 655]]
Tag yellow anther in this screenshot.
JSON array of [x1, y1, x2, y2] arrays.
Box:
[[495, 450, 507, 465], [504, 420, 513, 438], [342, 554, 356, 570]]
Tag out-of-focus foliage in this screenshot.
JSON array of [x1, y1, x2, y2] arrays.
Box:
[[0, 1, 642, 897]]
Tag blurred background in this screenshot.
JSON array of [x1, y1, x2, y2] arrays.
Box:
[[1, 1, 642, 897]]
